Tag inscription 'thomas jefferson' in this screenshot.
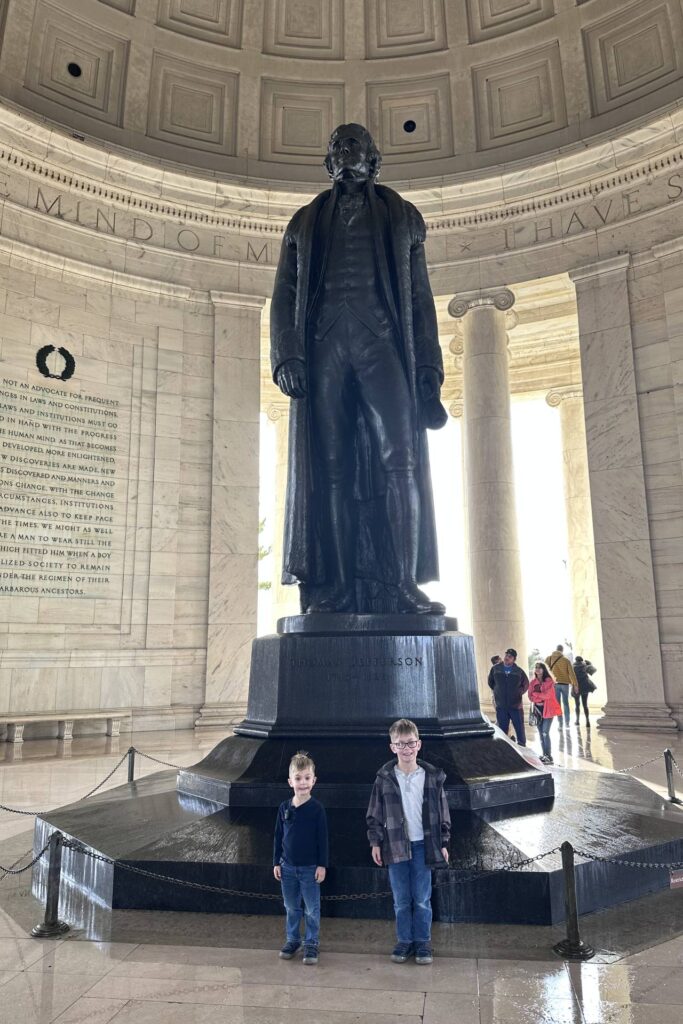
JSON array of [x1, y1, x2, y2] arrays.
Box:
[[0, 377, 125, 599]]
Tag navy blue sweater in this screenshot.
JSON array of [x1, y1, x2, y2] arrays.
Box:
[[273, 797, 329, 867]]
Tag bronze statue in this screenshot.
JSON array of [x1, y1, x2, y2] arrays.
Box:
[[271, 123, 447, 615]]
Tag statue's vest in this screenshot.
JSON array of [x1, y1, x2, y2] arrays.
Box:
[[310, 196, 392, 339]]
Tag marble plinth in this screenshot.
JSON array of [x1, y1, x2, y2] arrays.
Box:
[[176, 732, 552, 811], [32, 767, 683, 926]]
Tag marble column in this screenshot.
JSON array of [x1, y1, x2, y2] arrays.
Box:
[[545, 386, 606, 703], [569, 256, 675, 730], [449, 288, 526, 694], [196, 291, 266, 729], [267, 402, 299, 625]]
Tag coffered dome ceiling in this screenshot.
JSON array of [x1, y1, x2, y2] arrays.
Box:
[[0, 0, 682, 184]]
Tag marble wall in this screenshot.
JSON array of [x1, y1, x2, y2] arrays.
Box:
[[0, 250, 215, 734]]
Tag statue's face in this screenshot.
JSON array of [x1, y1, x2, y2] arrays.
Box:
[[327, 128, 372, 182]]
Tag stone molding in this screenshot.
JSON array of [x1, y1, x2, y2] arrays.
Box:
[[568, 253, 632, 283], [448, 287, 516, 318], [0, 234, 193, 302], [0, 648, 206, 670], [209, 290, 267, 310], [1, 101, 683, 234], [652, 234, 683, 259]]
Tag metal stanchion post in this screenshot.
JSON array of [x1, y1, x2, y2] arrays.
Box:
[[32, 831, 69, 938], [664, 749, 682, 804], [127, 747, 135, 783], [553, 841, 594, 960]]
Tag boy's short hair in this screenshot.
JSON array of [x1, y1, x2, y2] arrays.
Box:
[[288, 750, 315, 775], [389, 718, 419, 741]]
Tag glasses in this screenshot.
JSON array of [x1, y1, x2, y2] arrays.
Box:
[[392, 740, 418, 749]]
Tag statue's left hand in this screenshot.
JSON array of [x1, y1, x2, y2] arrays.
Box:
[[417, 366, 441, 402]]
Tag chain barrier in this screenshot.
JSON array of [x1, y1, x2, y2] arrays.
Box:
[[0, 839, 51, 876], [132, 749, 186, 771], [56, 838, 682, 905], [617, 754, 664, 774], [0, 747, 187, 816], [573, 848, 683, 871], [3, 746, 681, 903], [75, 750, 134, 801]]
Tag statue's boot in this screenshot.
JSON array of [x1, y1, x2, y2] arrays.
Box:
[[306, 483, 355, 613], [386, 470, 446, 616]]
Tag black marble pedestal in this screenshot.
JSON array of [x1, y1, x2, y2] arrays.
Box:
[[238, 620, 491, 739], [178, 618, 553, 810]]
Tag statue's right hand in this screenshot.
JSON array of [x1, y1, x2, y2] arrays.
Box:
[[275, 359, 307, 398]]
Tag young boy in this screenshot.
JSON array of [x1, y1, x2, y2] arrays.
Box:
[[366, 719, 450, 965], [273, 751, 328, 965]]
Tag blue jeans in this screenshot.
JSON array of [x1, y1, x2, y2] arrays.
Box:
[[280, 863, 320, 948], [555, 683, 571, 725], [387, 840, 432, 945], [536, 716, 553, 758], [495, 706, 526, 746]]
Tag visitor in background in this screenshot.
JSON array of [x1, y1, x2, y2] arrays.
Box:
[[488, 648, 529, 746], [545, 644, 578, 728], [487, 654, 501, 690], [528, 661, 562, 764], [572, 655, 596, 728]]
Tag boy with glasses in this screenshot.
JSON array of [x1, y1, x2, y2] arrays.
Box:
[[366, 719, 450, 964]]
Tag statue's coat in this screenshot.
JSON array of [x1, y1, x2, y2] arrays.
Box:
[[270, 182, 444, 594]]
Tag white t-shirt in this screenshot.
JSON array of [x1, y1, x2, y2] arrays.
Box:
[[394, 765, 425, 842]]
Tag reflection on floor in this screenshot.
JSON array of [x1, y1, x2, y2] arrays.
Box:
[[1, 718, 682, 1023]]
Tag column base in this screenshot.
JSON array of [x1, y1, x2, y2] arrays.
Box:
[[195, 702, 247, 730], [598, 701, 678, 731], [663, 702, 683, 731]]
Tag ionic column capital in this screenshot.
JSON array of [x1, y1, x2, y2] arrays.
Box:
[[448, 287, 515, 319], [266, 402, 290, 422], [545, 385, 584, 408]]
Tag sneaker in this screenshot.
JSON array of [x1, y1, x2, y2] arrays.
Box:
[[279, 940, 301, 960], [302, 945, 319, 965], [545, 756, 554, 765], [414, 945, 433, 965], [391, 942, 413, 963], [539, 754, 550, 764]]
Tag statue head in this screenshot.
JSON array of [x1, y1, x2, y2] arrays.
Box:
[[324, 123, 382, 182]]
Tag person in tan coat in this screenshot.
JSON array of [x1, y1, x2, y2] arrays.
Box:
[[545, 644, 578, 728]]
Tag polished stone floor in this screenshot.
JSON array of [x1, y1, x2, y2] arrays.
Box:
[[1, 716, 682, 1023]]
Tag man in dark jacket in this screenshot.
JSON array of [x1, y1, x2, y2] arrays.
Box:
[[488, 647, 529, 745], [270, 123, 447, 615]]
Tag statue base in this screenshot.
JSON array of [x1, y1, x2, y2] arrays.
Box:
[[177, 618, 552, 811], [236, 618, 490, 739]]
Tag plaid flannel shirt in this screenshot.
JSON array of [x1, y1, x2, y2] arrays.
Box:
[[366, 758, 451, 866]]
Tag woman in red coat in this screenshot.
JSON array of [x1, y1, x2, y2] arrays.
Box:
[[528, 662, 562, 764]]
